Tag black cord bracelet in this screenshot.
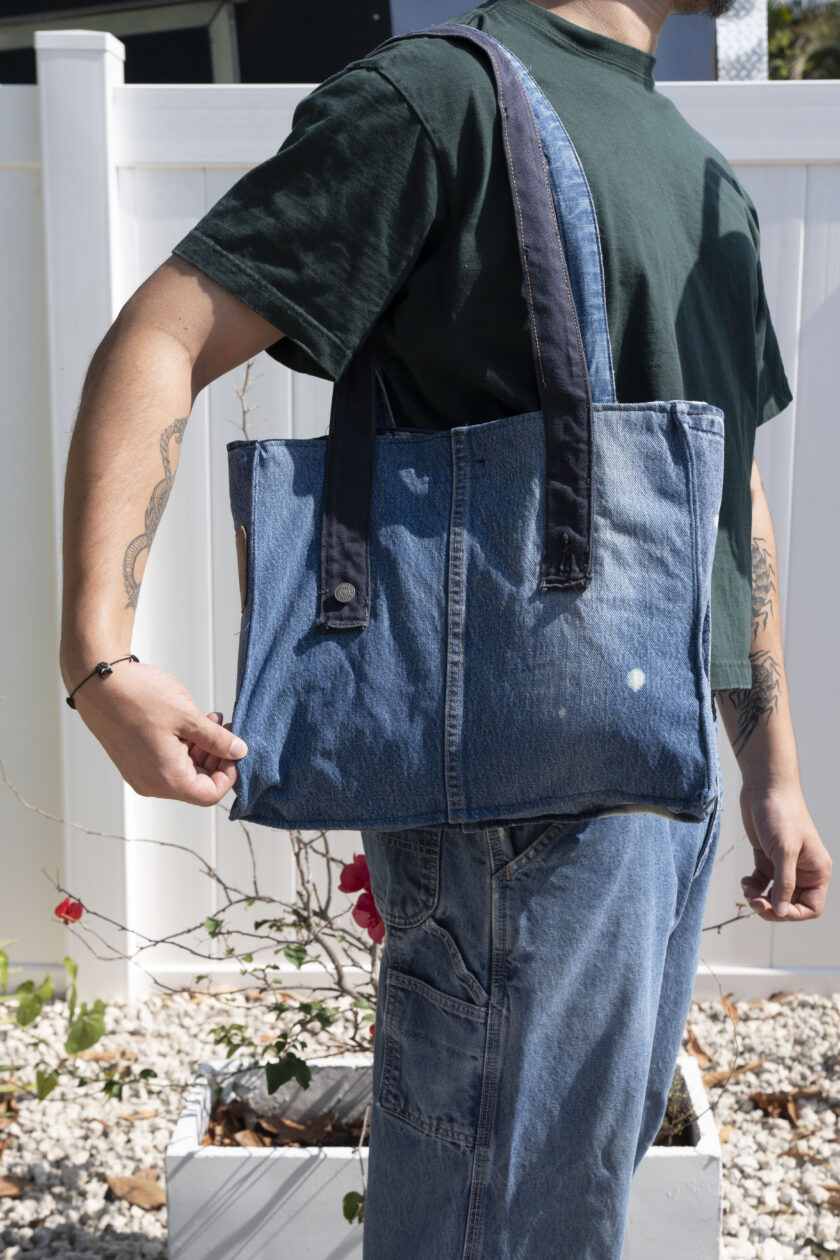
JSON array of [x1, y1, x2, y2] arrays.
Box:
[[66, 654, 140, 709]]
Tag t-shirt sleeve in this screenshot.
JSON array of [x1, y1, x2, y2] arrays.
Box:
[[742, 193, 793, 427], [755, 255, 793, 426], [170, 62, 445, 382]]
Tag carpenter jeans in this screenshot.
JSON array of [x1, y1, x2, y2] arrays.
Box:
[[359, 772, 723, 1259]]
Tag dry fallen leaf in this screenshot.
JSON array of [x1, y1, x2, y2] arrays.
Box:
[[0, 1174, 34, 1198], [233, 1130, 268, 1148], [76, 1047, 135, 1062], [718, 1124, 735, 1142], [749, 1090, 801, 1124], [720, 991, 739, 1022], [702, 1059, 765, 1089], [106, 1175, 166, 1210], [258, 1113, 333, 1144], [134, 1167, 161, 1182], [120, 1109, 157, 1122], [781, 1146, 830, 1165], [685, 1027, 712, 1068]]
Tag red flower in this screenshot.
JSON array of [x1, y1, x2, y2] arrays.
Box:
[[55, 897, 83, 924], [351, 890, 385, 944], [369, 1022, 375, 1041], [339, 853, 371, 895]]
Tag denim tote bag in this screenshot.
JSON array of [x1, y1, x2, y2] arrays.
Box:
[[225, 24, 725, 832]]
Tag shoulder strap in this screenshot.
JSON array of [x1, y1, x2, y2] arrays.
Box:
[[317, 23, 594, 633]]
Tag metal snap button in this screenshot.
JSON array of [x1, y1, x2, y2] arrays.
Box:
[[334, 582, 356, 604]]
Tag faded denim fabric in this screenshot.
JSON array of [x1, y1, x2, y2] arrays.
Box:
[[359, 774, 723, 1259], [226, 25, 724, 833]]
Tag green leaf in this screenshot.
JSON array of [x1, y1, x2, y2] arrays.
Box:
[[35, 1069, 58, 1101], [240, 955, 253, 964], [36, 975, 54, 1002], [65, 999, 106, 1055], [204, 916, 223, 938], [342, 1190, 365, 1224], [138, 1068, 158, 1080], [353, 996, 372, 1010], [283, 944, 309, 970], [264, 1053, 311, 1096], [15, 993, 44, 1027]]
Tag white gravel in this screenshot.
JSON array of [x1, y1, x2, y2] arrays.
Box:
[[0, 987, 838, 1257], [686, 989, 840, 1259]]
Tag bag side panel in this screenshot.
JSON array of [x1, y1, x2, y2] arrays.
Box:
[[456, 405, 713, 823], [229, 434, 452, 829]]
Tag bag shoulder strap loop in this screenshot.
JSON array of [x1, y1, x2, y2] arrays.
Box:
[[317, 23, 594, 632]]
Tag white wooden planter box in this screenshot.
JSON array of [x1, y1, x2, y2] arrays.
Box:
[[166, 1050, 720, 1260]]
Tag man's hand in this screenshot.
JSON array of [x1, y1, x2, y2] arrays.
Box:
[[738, 781, 832, 921], [68, 661, 248, 806]]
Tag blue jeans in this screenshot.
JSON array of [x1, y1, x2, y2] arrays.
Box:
[[359, 785, 723, 1259]]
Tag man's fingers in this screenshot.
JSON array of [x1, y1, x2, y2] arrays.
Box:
[[180, 710, 247, 760], [179, 765, 238, 806], [164, 747, 239, 806], [770, 849, 799, 917]]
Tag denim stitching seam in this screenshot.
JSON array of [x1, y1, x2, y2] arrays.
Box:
[[671, 404, 715, 802], [462, 841, 508, 1258], [444, 429, 468, 820]]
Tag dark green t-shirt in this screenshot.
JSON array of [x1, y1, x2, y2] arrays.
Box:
[[172, 0, 793, 691]]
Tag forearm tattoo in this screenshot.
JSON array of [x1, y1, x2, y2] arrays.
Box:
[[122, 417, 187, 609], [726, 649, 782, 757], [726, 536, 782, 756], [750, 536, 776, 639]]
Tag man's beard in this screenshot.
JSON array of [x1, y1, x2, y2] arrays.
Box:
[[672, 0, 740, 18]]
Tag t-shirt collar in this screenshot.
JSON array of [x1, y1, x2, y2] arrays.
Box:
[[503, 0, 658, 84]]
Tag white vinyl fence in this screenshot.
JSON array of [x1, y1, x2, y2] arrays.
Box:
[[0, 30, 838, 1001]]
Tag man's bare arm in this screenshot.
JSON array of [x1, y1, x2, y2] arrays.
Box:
[[59, 255, 286, 805], [715, 458, 831, 921]]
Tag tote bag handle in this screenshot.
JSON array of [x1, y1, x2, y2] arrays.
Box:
[[317, 24, 594, 632]]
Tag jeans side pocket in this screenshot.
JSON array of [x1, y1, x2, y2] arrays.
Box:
[[378, 967, 488, 1147], [361, 829, 441, 928]]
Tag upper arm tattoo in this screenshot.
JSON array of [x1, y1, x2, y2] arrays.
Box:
[[122, 416, 188, 609]]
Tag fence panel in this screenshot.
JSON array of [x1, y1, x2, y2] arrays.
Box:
[[0, 32, 837, 999]]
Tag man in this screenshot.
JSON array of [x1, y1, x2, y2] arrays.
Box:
[[60, 0, 831, 1255]]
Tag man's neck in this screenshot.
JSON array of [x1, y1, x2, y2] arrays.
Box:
[[522, 0, 670, 55]]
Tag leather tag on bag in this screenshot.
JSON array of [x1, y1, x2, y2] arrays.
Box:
[[235, 524, 248, 612]]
